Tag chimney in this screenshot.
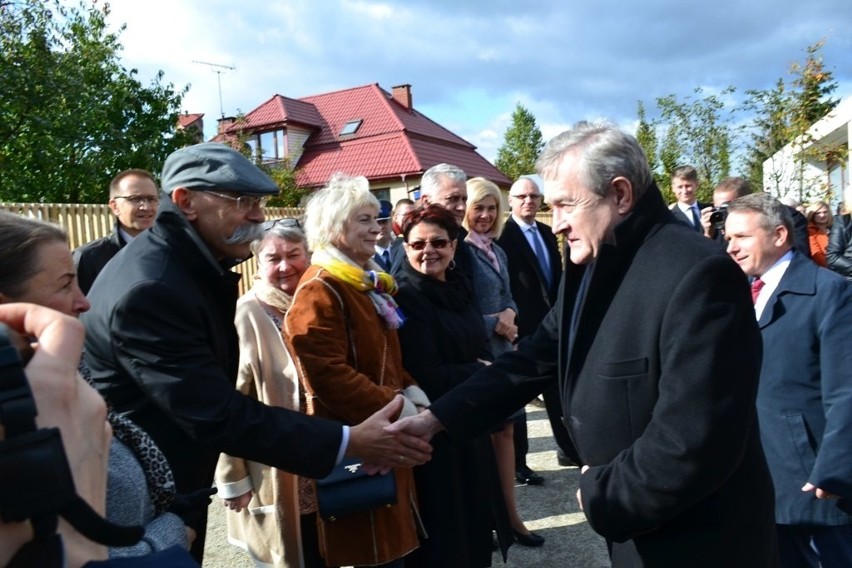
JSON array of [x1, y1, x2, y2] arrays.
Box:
[[392, 84, 412, 110], [217, 116, 236, 135]]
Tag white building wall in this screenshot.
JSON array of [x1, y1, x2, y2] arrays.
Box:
[[764, 96, 852, 209]]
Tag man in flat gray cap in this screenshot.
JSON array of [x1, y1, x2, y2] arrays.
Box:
[[82, 143, 432, 561]]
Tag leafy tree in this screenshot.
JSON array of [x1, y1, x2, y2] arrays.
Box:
[[635, 101, 658, 174], [743, 40, 840, 201], [0, 0, 191, 203], [495, 103, 544, 181], [654, 87, 736, 203]]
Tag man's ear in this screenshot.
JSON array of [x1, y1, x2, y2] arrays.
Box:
[[108, 197, 120, 217], [171, 188, 198, 221], [420, 194, 431, 207], [611, 177, 634, 215], [773, 225, 789, 248]]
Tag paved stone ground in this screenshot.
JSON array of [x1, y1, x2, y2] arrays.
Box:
[[203, 403, 610, 567]]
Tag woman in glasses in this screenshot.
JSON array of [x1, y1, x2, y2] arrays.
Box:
[[395, 204, 512, 567], [285, 173, 429, 568], [464, 177, 543, 548], [214, 219, 327, 567]]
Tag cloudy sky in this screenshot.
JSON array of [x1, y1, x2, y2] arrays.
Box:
[[106, 0, 851, 166]]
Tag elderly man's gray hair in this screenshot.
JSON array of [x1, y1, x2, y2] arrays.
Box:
[[420, 163, 466, 197], [536, 121, 653, 201]]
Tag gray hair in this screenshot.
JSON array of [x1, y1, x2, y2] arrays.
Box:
[[420, 163, 467, 198], [535, 121, 653, 201], [250, 223, 308, 256], [0, 211, 68, 298], [728, 193, 794, 245], [304, 173, 378, 251]]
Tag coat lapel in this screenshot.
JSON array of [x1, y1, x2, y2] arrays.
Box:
[[758, 252, 817, 329]]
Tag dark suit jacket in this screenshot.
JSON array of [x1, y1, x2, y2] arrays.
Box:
[[757, 251, 852, 524], [373, 248, 391, 271], [82, 200, 341, 498], [670, 201, 708, 232], [73, 223, 127, 295], [496, 217, 562, 338], [429, 185, 777, 567]]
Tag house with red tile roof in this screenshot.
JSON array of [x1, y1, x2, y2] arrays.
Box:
[[177, 112, 205, 144], [212, 83, 510, 203]]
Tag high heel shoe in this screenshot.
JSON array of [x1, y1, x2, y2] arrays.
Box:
[[512, 529, 545, 547]]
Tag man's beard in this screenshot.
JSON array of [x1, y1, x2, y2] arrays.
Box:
[[224, 222, 265, 245]]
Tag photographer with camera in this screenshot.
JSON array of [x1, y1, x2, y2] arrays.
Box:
[[700, 177, 811, 259], [699, 177, 748, 241]]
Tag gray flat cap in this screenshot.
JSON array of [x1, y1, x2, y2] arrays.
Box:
[[161, 142, 279, 195]]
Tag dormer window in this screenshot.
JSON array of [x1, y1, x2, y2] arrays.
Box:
[[339, 119, 362, 136]]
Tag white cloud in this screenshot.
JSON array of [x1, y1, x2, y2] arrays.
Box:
[[99, 0, 851, 169]]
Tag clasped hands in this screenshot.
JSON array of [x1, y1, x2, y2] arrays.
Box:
[[494, 308, 518, 342], [347, 395, 438, 475]]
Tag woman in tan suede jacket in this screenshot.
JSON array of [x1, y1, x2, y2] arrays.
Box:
[[285, 173, 428, 568]]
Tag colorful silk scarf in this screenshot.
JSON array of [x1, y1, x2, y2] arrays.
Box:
[[311, 247, 406, 329]]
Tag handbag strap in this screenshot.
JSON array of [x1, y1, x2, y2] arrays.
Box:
[[295, 276, 389, 416]]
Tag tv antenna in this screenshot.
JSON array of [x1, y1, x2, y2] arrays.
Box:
[[192, 60, 236, 118]]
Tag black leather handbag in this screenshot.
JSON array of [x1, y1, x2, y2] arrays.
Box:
[[315, 457, 397, 520]]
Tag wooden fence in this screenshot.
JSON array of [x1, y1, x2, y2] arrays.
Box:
[[0, 202, 303, 296], [0, 202, 555, 296]]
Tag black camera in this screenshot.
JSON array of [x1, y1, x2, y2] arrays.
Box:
[[709, 202, 730, 233]]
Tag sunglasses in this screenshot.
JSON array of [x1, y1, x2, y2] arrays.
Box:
[[407, 238, 450, 251]]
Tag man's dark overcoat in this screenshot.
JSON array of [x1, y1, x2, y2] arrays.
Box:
[[82, 199, 341, 497], [429, 184, 779, 567], [496, 216, 562, 338], [73, 223, 126, 295], [756, 250, 852, 523]]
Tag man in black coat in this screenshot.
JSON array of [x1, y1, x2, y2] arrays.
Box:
[[81, 143, 431, 561], [389, 122, 778, 567], [497, 177, 579, 484], [73, 169, 160, 295]]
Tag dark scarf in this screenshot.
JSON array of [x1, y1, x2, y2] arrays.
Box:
[[399, 257, 474, 312]]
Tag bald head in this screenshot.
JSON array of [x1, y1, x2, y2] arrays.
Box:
[[508, 177, 544, 224]]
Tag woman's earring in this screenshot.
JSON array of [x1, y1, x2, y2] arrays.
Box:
[[448, 259, 456, 271]]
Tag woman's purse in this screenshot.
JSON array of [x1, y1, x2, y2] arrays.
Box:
[[315, 458, 397, 520], [296, 279, 398, 520]]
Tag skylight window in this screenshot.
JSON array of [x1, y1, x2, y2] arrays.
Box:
[[339, 119, 363, 136]]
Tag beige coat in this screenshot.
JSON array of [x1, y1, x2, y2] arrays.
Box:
[[215, 291, 303, 568], [285, 265, 422, 567]]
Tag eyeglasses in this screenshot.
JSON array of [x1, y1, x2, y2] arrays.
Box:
[[263, 218, 301, 231], [114, 195, 160, 207], [207, 191, 268, 212], [407, 238, 450, 251], [510, 193, 542, 201]]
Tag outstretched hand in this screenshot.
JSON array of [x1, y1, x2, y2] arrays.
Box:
[[348, 395, 433, 472]]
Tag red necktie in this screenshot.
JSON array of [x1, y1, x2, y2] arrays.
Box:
[[751, 278, 765, 304]]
